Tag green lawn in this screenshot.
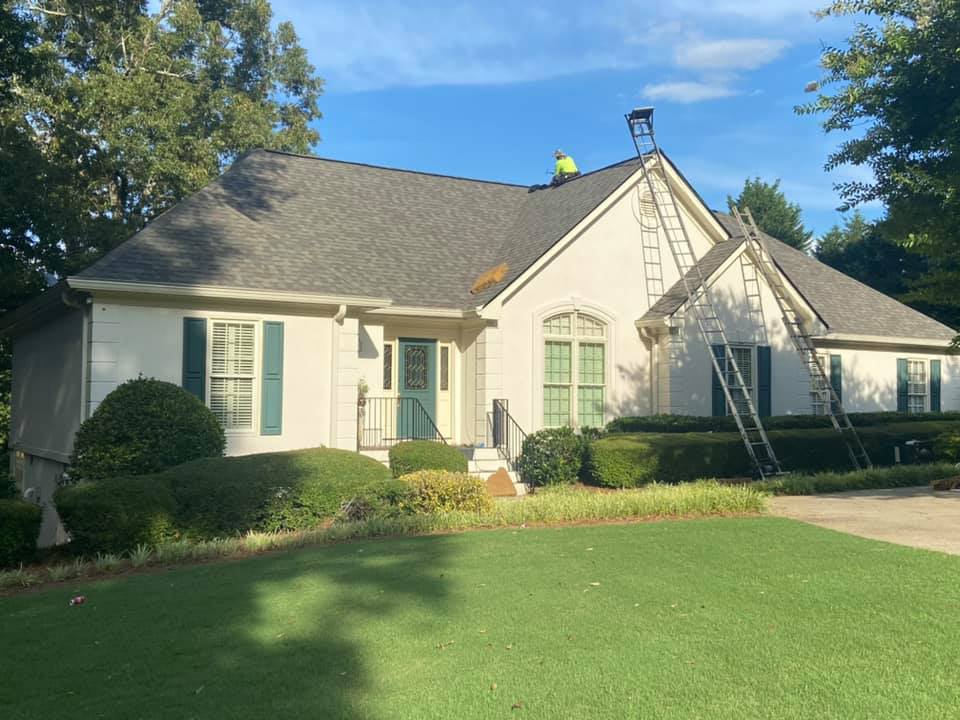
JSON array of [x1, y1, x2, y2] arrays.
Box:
[[3, 518, 959, 719]]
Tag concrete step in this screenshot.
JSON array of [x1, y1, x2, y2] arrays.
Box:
[[361, 447, 527, 496]]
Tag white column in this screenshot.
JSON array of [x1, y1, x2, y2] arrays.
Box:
[[332, 316, 360, 450], [474, 323, 503, 444]]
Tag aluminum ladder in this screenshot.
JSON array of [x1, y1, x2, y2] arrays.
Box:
[[730, 206, 873, 471], [625, 107, 784, 479]]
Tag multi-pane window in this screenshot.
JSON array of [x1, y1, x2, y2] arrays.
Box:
[[383, 343, 393, 391], [210, 321, 256, 430], [726, 346, 753, 416], [440, 346, 450, 391], [908, 359, 927, 413], [811, 353, 830, 415], [543, 311, 607, 428]]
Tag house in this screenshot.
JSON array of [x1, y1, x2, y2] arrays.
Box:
[[4, 142, 958, 541]]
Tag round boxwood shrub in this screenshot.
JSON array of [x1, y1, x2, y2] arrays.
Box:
[[70, 377, 226, 482], [55, 476, 178, 555], [0, 499, 42, 567], [388, 440, 467, 478], [399, 470, 494, 514], [516, 427, 583, 487]]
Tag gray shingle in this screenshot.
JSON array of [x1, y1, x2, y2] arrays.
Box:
[[75, 150, 956, 341], [642, 212, 955, 341]]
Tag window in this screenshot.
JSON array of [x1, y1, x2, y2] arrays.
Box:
[[543, 311, 606, 428], [440, 346, 450, 391], [210, 321, 256, 430], [812, 353, 830, 415], [383, 343, 393, 391], [727, 346, 753, 416], [908, 359, 927, 413]]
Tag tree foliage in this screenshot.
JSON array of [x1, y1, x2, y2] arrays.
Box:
[[727, 178, 813, 252], [0, 0, 323, 437], [799, 0, 960, 334]]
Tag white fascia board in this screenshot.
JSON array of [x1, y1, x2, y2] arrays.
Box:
[[364, 305, 479, 319], [67, 278, 392, 308], [815, 332, 955, 350]]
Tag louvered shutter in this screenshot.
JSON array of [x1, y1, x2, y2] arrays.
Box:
[[182, 318, 207, 401], [931, 359, 942, 412], [896, 358, 908, 412], [757, 346, 771, 417], [711, 345, 726, 417]]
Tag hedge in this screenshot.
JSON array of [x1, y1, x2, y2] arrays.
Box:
[[388, 441, 467, 478], [170, 447, 397, 539], [587, 421, 959, 487], [515, 426, 584, 487], [0, 500, 42, 567], [70, 377, 225, 482], [55, 476, 179, 555], [606, 411, 960, 435]]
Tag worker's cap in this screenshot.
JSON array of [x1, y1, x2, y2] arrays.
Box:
[[553, 149, 565, 157]]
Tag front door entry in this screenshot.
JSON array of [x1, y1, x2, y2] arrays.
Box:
[[398, 338, 437, 438]]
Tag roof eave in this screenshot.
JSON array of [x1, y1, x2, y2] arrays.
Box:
[[67, 277, 392, 309], [815, 332, 957, 349]]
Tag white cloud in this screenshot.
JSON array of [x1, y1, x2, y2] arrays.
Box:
[[642, 81, 738, 103], [676, 38, 790, 71]]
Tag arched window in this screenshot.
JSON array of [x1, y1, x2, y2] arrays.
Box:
[[543, 311, 607, 428]]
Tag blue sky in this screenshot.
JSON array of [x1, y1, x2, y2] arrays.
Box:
[[271, 0, 878, 237]]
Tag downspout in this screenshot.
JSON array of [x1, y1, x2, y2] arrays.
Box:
[[333, 304, 347, 324]]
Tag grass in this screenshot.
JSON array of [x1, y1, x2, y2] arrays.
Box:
[[3, 517, 959, 719], [755, 462, 957, 495], [0, 482, 764, 590]]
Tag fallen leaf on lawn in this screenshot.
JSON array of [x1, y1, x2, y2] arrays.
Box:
[[586, 547, 594, 551], [490, 683, 497, 691], [589, 582, 600, 587], [275, 633, 285, 639], [567, 634, 575, 641], [505, 644, 513, 650], [670, 603, 678, 608], [195, 685, 205, 695], [634, 603, 640, 608], [478, 629, 487, 634], [512, 701, 524, 710], [437, 640, 456, 651]]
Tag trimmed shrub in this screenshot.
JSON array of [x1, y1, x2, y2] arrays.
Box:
[[0, 500, 42, 567], [400, 470, 494, 513], [606, 411, 960, 435], [388, 441, 467, 477], [170, 447, 397, 539], [517, 426, 583, 487], [934, 431, 960, 464], [588, 421, 960, 487], [55, 476, 178, 555], [70, 377, 225, 482]]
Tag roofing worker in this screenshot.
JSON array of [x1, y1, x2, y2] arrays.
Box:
[[552, 149, 580, 184]]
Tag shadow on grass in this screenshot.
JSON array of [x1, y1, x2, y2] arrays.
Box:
[[1, 534, 453, 719]]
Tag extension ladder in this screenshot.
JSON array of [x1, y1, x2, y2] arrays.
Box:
[[625, 107, 784, 479], [730, 207, 873, 471]]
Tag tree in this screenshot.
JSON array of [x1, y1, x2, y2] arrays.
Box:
[[0, 0, 324, 473], [798, 0, 960, 335], [727, 178, 813, 252]]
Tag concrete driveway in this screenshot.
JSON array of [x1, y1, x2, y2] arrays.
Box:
[[770, 486, 960, 555]]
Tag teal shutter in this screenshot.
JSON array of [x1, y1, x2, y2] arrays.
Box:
[[896, 358, 908, 412], [830, 354, 842, 412], [260, 321, 284, 435], [757, 346, 771, 417], [711, 345, 726, 417], [182, 318, 207, 401], [931, 359, 942, 412]]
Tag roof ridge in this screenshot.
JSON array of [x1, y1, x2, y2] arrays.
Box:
[[257, 148, 529, 189]]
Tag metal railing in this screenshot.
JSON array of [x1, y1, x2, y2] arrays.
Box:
[[357, 396, 446, 449], [491, 399, 526, 471]]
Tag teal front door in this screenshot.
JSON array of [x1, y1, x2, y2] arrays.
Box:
[[398, 338, 437, 438]]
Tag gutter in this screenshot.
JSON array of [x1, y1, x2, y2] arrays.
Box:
[[66, 277, 392, 309]]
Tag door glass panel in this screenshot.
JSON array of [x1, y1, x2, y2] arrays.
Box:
[[404, 345, 428, 390]]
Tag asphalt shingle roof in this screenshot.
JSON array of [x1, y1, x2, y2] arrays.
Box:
[[641, 213, 955, 341], [77, 149, 955, 341]]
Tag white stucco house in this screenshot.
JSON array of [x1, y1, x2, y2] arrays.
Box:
[[4, 147, 958, 539]]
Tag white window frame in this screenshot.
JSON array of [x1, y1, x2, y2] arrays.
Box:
[[208, 319, 260, 433], [907, 358, 928, 414], [541, 310, 608, 428], [726, 345, 755, 417]]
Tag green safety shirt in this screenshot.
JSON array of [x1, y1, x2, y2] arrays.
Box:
[[554, 156, 579, 176]]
